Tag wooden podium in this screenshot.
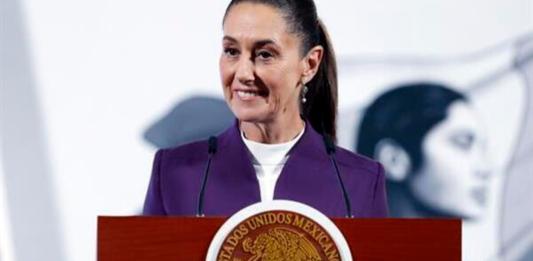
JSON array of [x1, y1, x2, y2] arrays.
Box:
[[97, 216, 460, 260]]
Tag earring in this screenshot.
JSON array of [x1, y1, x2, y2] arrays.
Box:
[[301, 85, 309, 103]]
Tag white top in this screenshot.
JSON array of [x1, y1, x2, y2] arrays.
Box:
[[241, 126, 305, 201]]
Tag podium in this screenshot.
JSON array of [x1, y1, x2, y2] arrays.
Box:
[[97, 216, 460, 260]]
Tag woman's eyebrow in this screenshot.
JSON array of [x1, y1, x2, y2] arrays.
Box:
[[222, 36, 279, 48], [222, 36, 238, 43], [254, 39, 278, 48]]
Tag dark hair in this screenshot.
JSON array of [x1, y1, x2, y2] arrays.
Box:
[[356, 82, 468, 173], [224, 0, 338, 140]]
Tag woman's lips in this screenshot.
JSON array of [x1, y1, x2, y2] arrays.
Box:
[[236, 90, 259, 100], [233, 88, 267, 101]]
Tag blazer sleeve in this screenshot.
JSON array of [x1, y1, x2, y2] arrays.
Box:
[[371, 163, 389, 217], [142, 150, 166, 215]]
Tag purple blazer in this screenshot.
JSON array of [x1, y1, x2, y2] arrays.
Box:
[[143, 121, 388, 217]]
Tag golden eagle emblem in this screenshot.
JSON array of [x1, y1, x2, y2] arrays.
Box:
[[242, 227, 322, 261]]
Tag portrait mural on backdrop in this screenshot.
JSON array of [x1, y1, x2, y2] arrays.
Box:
[[355, 82, 492, 220], [144, 33, 533, 260], [343, 33, 533, 261]]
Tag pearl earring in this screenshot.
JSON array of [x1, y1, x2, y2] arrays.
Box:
[[302, 85, 309, 104]]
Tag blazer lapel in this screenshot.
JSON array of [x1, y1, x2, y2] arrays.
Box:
[[203, 121, 261, 216], [274, 123, 347, 217]]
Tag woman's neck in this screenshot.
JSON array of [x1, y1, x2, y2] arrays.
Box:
[[240, 114, 305, 144]]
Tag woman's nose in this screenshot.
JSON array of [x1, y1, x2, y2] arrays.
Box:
[[475, 151, 493, 181], [235, 57, 255, 85]]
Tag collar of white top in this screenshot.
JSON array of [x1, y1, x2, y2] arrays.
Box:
[[241, 124, 305, 166]]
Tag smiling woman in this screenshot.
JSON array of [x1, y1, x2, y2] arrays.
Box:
[[142, 0, 388, 218], [220, 2, 310, 142], [220, 1, 336, 143]]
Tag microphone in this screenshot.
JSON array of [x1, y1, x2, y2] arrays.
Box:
[[196, 136, 218, 217], [323, 134, 354, 218]]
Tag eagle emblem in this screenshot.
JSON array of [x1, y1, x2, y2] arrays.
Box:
[[242, 227, 322, 261]]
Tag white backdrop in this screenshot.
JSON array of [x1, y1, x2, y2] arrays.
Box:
[[1, 0, 532, 260]]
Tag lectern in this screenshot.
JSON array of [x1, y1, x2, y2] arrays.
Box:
[[97, 216, 460, 260]]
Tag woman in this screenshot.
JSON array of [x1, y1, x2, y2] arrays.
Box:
[[143, 0, 388, 217], [357, 83, 491, 219]]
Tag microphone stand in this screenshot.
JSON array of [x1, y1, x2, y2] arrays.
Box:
[[196, 136, 217, 217]]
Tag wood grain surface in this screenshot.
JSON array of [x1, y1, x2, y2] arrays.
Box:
[[97, 216, 460, 260]]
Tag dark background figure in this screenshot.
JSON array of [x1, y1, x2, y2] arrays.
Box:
[[357, 83, 491, 219], [143, 95, 233, 149]]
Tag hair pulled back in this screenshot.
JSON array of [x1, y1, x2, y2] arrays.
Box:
[[224, 0, 338, 140]]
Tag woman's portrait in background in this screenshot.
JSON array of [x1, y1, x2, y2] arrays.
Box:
[[356, 83, 492, 219], [337, 33, 533, 260]]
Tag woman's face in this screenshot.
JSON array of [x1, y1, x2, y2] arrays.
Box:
[[408, 101, 492, 219], [220, 3, 306, 123]]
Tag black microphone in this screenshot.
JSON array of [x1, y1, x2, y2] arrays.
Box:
[[323, 134, 354, 218], [196, 136, 218, 217]]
